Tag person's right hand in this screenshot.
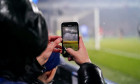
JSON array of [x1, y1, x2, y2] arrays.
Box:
[[66, 36, 91, 65]]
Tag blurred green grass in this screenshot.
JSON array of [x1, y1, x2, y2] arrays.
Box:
[[85, 38, 140, 84]]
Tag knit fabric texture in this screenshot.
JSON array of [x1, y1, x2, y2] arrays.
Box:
[[44, 52, 60, 71]]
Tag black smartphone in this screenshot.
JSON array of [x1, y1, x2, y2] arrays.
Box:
[[61, 22, 79, 57]]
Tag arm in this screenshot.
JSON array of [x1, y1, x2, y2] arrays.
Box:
[[66, 37, 105, 84], [18, 58, 45, 84], [18, 36, 62, 84], [78, 63, 105, 84]]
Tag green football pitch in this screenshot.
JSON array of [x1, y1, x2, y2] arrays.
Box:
[[85, 38, 140, 84]]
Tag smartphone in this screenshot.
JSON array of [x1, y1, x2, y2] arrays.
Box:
[[61, 22, 79, 57]]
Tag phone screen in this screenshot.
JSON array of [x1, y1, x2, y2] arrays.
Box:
[[62, 22, 79, 56]]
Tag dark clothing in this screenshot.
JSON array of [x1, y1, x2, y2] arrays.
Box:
[[78, 63, 105, 84], [0, 0, 48, 83], [0, 77, 43, 84], [138, 25, 140, 37], [0, 0, 104, 84]]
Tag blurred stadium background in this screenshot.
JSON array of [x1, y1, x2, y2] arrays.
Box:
[[33, 0, 140, 83]]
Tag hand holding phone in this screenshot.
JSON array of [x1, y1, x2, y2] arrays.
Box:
[[66, 36, 91, 65], [61, 22, 79, 57]]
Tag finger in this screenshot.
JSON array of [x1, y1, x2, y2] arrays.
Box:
[[49, 36, 61, 40], [60, 50, 62, 54], [55, 45, 62, 49], [53, 48, 61, 53], [48, 38, 62, 52], [49, 36, 61, 41], [79, 36, 85, 49], [66, 48, 77, 57]]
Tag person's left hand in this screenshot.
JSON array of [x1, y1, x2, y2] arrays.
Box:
[[36, 36, 62, 66], [38, 67, 57, 84]]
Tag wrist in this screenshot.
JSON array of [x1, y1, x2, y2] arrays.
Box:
[[80, 59, 91, 65], [79, 62, 93, 66], [86, 59, 91, 63], [36, 56, 48, 66]]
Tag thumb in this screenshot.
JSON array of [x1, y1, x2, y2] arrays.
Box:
[[66, 48, 77, 57]]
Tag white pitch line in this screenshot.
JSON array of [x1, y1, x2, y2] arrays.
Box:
[[102, 48, 140, 60]]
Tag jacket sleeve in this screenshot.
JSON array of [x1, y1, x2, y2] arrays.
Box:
[[78, 63, 105, 84], [18, 58, 45, 84]]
